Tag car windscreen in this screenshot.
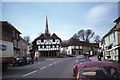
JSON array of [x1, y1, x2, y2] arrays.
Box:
[[75, 59, 89, 65], [16, 57, 23, 60], [79, 66, 120, 79], [27, 57, 32, 60], [76, 55, 85, 58]]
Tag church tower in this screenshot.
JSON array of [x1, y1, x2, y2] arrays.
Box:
[[45, 16, 50, 38]]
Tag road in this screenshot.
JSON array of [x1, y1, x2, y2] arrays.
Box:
[[2, 57, 75, 79]]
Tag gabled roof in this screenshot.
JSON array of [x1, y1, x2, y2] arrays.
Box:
[[37, 33, 47, 40], [69, 39, 92, 47], [20, 36, 29, 44], [49, 33, 61, 39], [1, 21, 21, 34], [61, 39, 93, 47], [103, 24, 120, 39], [114, 17, 120, 23], [103, 25, 116, 38]]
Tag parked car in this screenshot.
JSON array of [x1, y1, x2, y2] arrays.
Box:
[[68, 54, 74, 57], [73, 58, 91, 77], [27, 57, 33, 64], [76, 61, 120, 80], [13, 56, 24, 66], [76, 55, 88, 59]]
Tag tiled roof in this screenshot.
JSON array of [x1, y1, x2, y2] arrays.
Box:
[[1, 21, 21, 34], [20, 36, 29, 44], [49, 33, 61, 39], [103, 25, 116, 38], [37, 33, 47, 39], [61, 39, 94, 47], [102, 17, 120, 39], [114, 17, 120, 22]]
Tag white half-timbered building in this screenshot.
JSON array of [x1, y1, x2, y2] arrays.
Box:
[[36, 16, 61, 57]]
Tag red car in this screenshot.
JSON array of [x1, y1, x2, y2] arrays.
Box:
[[73, 58, 91, 77], [76, 61, 120, 80]]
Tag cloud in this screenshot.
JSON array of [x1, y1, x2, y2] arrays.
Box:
[[85, 3, 117, 24], [84, 2, 118, 37]]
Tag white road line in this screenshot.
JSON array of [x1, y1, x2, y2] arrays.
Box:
[[23, 70, 38, 77], [48, 63, 53, 66], [40, 66, 47, 70], [53, 62, 56, 64], [59, 60, 62, 62]]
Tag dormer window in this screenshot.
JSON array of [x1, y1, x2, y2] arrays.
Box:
[[41, 39, 44, 42], [53, 39, 55, 42]]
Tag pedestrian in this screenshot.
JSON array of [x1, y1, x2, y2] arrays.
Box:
[[36, 57, 38, 61], [88, 54, 90, 58], [97, 54, 101, 61]]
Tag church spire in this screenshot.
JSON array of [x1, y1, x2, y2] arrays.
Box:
[[45, 16, 49, 34], [45, 16, 50, 38]]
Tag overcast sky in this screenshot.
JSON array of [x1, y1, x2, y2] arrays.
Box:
[[2, 2, 119, 41]]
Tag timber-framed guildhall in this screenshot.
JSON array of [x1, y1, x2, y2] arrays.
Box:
[[33, 16, 62, 57]]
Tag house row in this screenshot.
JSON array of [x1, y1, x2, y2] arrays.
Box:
[[1, 16, 100, 59], [99, 17, 120, 62], [30, 16, 99, 58], [61, 39, 99, 56], [1, 21, 29, 58]]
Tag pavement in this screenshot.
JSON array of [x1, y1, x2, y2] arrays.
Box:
[[101, 57, 120, 68], [89, 55, 120, 68]]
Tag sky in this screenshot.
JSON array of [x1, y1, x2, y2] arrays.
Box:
[[2, 1, 119, 42]]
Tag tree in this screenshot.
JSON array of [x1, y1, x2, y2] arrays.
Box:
[[23, 36, 30, 43], [78, 29, 85, 41], [94, 35, 100, 43], [71, 29, 94, 42], [70, 33, 79, 40]]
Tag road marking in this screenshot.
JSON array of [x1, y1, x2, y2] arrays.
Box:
[[23, 70, 38, 77], [59, 60, 62, 62], [40, 66, 47, 70], [48, 63, 53, 66], [53, 62, 56, 64]]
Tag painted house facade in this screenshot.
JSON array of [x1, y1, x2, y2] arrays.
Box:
[[61, 39, 99, 56], [19, 36, 29, 56], [1, 21, 21, 58], [33, 17, 62, 58], [99, 17, 120, 62]]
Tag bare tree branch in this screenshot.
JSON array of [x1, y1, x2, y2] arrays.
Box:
[[23, 36, 30, 43], [94, 35, 100, 43], [70, 29, 95, 43]]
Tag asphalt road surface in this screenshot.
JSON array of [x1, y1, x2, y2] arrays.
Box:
[[2, 57, 75, 79]]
